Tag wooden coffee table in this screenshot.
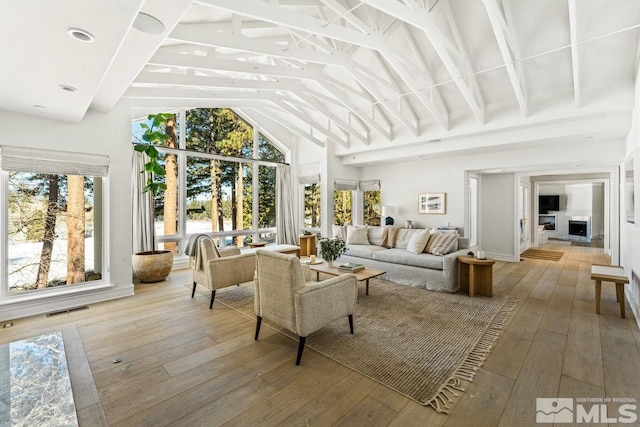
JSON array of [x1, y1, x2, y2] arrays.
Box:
[[309, 262, 385, 295]]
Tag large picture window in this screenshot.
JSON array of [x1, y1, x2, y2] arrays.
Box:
[[133, 108, 286, 249], [1, 145, 108, 297]]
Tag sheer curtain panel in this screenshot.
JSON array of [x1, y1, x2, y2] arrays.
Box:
[[276, 164, 298, 245], [132, 151, 154, 253]]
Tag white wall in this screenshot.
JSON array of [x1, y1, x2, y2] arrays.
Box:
[[481, 173, 517, 261], [0, 102, 134, 321], [358, 139, 624, 239], [622, 67, 640, 325], [592, 183, 605, 238]]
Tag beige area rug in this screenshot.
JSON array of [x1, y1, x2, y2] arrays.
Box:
[[520, 248, 564, 261], [205, 279, 517, 413]]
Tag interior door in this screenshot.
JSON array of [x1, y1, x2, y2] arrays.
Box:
[[519, 182, 531, 252]]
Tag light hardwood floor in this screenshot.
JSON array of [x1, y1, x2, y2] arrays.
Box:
[[2, 242, 640, 426]]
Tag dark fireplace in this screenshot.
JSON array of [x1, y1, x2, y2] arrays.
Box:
[[568, 220, 588, 237]]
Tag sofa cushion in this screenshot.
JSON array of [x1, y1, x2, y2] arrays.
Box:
[[346, 225, 369, 245], [406, 229, 431, 254], [373, 248, 444, 270], [425, 232, 458, 256], [345, 244, 388, 259], [332, 224, 347, 240], [367, 226, 384, 246], [394, 228, 422, 249]]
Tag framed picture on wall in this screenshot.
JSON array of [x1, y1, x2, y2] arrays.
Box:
[[418, 192, 446, 214]]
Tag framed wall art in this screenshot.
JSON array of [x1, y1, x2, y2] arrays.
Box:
[[418, 192, 446, 214]]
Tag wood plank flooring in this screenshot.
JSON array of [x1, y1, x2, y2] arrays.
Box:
[[2, 242, 639, 426]]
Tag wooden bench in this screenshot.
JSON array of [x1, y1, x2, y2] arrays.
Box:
[[590, 264, 629, 319]]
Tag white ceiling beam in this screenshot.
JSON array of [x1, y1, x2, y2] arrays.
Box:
[[313, 79, 391, 140], [135, 71, 284, 91], [360, 0, 486, 124], [318, 0, 370, 34], [196, 0, 431, 133], [295, 89, 369, 145], [481, 0, 528, 116], [195, 0, 379, 49], [123, 87, 271, 101], [400, 25, 450, 127], [372, 51, 418, 130], [568, 0, 581, 108], [267, 100, 348, 147], [130, 99, 268, 110], [149, 50, 313, 80], [251, 107, 326, 148], [169, 24, 339, 65]]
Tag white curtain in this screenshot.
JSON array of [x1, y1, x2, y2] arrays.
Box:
[[132, 151, 154, 253], [276, 164, 299, 245]]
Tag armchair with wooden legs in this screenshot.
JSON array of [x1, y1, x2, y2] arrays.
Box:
[[253, 249, 358, 365]]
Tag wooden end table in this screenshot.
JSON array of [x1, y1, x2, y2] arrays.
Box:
[[309, 262, 385, 295], [591, 264, 629, 319], [458, 255, 496, 297], [299, 234, 317, 257]]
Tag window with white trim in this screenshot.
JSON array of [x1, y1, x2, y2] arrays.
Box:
[[1, 146, 107, 296]]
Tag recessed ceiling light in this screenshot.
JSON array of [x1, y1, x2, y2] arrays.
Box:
[[427, 139, 442, 143], [60, 85, 77, 92], [585, 136, 594, 140], [33, 104, 45, 109], [68, 28, 95, 43], [132, 12, 165, 35]]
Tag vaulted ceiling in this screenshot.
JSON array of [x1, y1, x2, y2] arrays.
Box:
[[4, 0, 640, 165]]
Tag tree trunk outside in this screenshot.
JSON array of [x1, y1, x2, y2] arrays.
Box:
[[66, 175, 85, 284], [164, 115, 178, 253], [211, 159, 219, 233], [37, 175, 58, 288], [311, 184, 319, 228]]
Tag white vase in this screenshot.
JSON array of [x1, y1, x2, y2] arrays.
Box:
[[326, 260, 334, 268]]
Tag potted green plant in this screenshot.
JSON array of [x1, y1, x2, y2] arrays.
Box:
[[131, 113, 175, 283], [319, 237, 347, 267]]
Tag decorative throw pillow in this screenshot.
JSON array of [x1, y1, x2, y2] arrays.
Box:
[[406, 229, 431, 254], [332, 224, 347, 240], [346, 225, 369, 245], [425, 232, 458, 256]]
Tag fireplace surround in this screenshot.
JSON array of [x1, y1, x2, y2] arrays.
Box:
[[567, 216, 590, 243]]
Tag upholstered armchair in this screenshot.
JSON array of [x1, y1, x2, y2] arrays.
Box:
[[254, 249, 358, 365], [191, 237, 256, 309]]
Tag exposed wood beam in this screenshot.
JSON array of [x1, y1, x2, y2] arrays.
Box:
[[481, 0, 528, 116], [360, 0, 486, 124], [123, 87, 271, 101], [568, 0, 581, 108]]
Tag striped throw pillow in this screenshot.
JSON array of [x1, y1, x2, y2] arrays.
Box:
[[425, 232, 458, 256]]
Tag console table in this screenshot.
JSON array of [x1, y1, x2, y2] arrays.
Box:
[[458, 256, 496, 297]]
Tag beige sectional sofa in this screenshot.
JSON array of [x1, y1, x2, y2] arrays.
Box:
[[333, 225, 470, 293]]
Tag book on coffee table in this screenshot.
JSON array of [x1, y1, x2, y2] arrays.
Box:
[[339, 262, 364, 273]]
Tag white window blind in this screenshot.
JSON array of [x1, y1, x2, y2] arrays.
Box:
[[298, 162, 320, 184], [334, 179, 358, 191], [0, 145, 109, 177], [359, 179, 380, 191]]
